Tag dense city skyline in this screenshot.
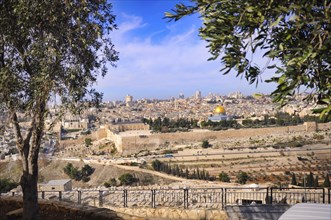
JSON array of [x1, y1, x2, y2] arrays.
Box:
[[96, 0, 278, 101]]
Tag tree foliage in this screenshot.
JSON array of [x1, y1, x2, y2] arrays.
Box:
[[166, 0, 331, 119], [291, 173, 297, 186], [63, 163, 95, 182], [144, 117, 198, 133], [151, 159, 216, 181], [219, 171, 230, 182], [104, 178, 117, 187], [0, 178, 19, 193], [236, 171, 249, 184], [118, 173, 138, 186], [323, 174, 330, 187], [306, 172, 314, 187], [84, 138, 93, 148], [201, 140, 211, 148]]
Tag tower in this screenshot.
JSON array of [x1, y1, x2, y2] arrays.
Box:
[[125, 94, 133, 106], [195, 90, 201, 100]]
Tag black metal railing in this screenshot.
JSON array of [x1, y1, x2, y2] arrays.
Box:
[[3, 187, 330, 210]]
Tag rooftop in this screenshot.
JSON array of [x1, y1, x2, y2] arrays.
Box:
[[46, 179, 71, 185]]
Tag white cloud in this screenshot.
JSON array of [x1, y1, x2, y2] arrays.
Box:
[[112, 13, 147, 40]]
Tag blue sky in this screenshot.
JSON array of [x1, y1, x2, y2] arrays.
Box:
[[96, 0, 277, 101]]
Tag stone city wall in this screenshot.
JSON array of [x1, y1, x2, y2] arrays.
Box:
[[108, 122, 330, 156], [106, 129, 123, 153], [119, 126, 286, 155], [94, 127, 108, 140]]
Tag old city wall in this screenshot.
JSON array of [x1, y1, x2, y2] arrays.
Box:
[[110, 122, 330, 156], [106, 129, 123, 153], [94, 127, 108, 139], [119, 126, 287, 155], [120, 135, 162, 155]]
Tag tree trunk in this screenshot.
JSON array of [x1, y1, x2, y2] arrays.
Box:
[[21, 158, 39, 220]]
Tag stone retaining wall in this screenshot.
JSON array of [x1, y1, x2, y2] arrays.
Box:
[[0, 196, 227, 220], [111, 207, 228, 220]]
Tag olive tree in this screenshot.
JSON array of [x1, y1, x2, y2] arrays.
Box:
[[0, 1, 118, 219], [166, 0, 331, 119]]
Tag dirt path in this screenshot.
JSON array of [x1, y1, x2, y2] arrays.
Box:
[[55, 157, 186, 182]]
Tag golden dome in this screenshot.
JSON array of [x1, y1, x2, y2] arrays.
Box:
[[214, 106, 226, 114]]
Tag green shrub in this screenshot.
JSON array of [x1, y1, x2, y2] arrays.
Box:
[[219, 172, 230, 182], [63, 163, 94, 182], [202, 140, 211, 148], [236, 171, 249, 184], [118, 173, 138, 186], [0, 178, 19, 193], [84, 138, 92, 147]]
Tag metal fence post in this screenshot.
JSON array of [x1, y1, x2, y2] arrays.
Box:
[[328, 188, 330, 204], [123, 190, 128, 207], [183, 188, 188, 209], [41, 191, 45, 199], [270, 188, 273, 204], [221, 188, 224, 210], [99, 190, 103, 207], [224, 188, 227, 207], [186, 188, 189, 209], [59, 191, 62, 201], [78, 191, 81, 204], [266, 188, 269, 204], [322, 188, 325, 204], [151, 189, 156, 208]]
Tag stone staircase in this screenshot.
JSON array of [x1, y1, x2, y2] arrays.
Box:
[[225, 204, 291, 220]]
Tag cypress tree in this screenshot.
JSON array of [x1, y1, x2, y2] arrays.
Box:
[[192, 170, 197, 179], [171, 166, 176, 175], [291, 173, 297, 186], [301, 176, 305, 187], [179, 167, 184, 177], [160, 163, 165, 172], [197, 168, 200, 179], [200, 169, 204, 180], [166, 164, 171, 173], [202, 169, 207, 180], [175, 165, 180, 176], [185, 168, 189, 179], [323, 174, 330, 187], [307, 172, 314, 187]]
